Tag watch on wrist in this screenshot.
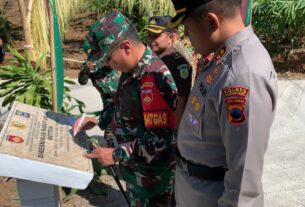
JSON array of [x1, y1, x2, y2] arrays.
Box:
[[112, 147, 124, 162]]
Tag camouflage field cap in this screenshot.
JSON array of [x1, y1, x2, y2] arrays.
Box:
[[86, 11, 130, 62], [169, 0, 212, 28], [83, 22, 100, 54]]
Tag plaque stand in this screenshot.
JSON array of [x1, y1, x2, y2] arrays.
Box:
[[16, 179, 61, 207]]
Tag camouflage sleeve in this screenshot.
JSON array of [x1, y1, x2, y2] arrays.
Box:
[[154, 70, 178, 110], [121, 71, 178, 163], [96, 101, 115, 130]]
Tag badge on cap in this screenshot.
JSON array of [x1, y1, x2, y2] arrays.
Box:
[[150, 18, 157, 24]]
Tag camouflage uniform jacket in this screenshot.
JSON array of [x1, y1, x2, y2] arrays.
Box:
[[78, 62, 119, 106], [99, 46, 177, 194]]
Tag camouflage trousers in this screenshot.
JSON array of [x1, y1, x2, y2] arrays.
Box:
[[123, 170, 175, 207], [126, 183, 173, 207]]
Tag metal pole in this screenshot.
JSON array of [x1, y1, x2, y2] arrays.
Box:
[[109, 166, 131, 207]]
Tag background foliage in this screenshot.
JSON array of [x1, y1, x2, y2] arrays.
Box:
[[0, 46, 85, 114], [252, 0, 305, 51]]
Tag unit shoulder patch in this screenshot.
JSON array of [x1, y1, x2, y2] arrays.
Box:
[[222, 86, 249, 99], [177, 64, 189, 79], [224, 98, 247, 126]]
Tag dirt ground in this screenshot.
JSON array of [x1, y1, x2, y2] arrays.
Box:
[[0, 1, 305, 206]]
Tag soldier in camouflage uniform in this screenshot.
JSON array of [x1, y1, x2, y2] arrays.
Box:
[[79, 31, 120, 146], [73, 11, 177, 206]]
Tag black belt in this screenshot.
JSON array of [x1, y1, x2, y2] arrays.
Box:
[[176, 151, 227, 181]]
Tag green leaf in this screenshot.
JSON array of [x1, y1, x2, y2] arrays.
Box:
[[35, 50, 48, 71], [64, 78, 76, 85], [2, 94, 16, 107], [0, 87, 16, 97], [6, 45, 26, 63], [62, 188, 78, 203]]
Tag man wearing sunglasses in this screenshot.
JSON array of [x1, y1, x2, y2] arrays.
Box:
[[73, 11, 177, 206], [146, 16, 193, 140]]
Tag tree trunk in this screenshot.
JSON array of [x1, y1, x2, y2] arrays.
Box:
[[17, 0, 34, 59]]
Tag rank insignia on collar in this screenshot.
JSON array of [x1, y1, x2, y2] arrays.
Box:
[[194, 101, 201, 112], [205, 73, 214, 84], [191, 96, 197, 105], [215, 46, 226, 65], [213, 64, 221, 75]]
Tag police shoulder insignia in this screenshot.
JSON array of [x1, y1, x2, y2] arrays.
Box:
[[225, 98, 247, 126], [222, 86, 249, 126], [223, 86, 249, 99], [177, 64, 189, 79]]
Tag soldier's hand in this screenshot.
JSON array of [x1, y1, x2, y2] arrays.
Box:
[[83, 147, 115, 166], [86, 61, 97, 70], [72, 117, 98, 134]]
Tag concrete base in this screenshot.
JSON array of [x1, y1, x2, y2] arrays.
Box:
[[16, 179, 61, 207]]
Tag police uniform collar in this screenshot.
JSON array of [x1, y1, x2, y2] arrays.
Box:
[[224, 26, 254, 47]]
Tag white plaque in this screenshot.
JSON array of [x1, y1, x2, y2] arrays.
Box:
[[0, 102, 93, 189]]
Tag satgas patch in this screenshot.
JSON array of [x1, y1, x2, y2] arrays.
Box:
[[225, 98, 247, 126], [177, 64, 189, 79], [144, 111, 169, 127], [141, 74, 174, 128], [223, 86, 249, 99]]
